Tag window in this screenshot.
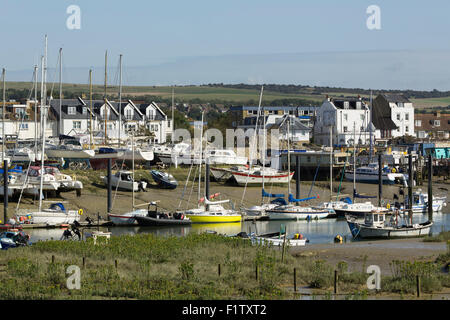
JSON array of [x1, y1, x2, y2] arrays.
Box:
[[343, 126, 348, 132], [68, 107, 76, 115], [73, 121, 81, 129], [125, 109, 133, 120], [396, 113, 400, 121], [405, 113, 409, 121], [415, 120, 421, 127], [360, 114, 364, 120], [344, 101, 349, 108], [167, 120, 171, 128], [82, 107, 87, 115], [434, 120, 440, 126], [405, 126, 409, 133], [19, 123, 28, 130], [343, 114, 348, 121]]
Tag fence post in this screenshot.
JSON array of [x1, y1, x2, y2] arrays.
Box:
[[51, 255, 55, 264], [294, 268, 297, 292], [334, 270, 338, 295], [218, 264, 221, 277], [416, 275, 421, 298], [255, 265, 258, 281]]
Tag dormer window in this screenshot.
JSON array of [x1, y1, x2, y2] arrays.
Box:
[[82, 107, 87, 115], [433, 120, 440, 126], [415, 120, 421, 126], [68, 107, 76, 115], [344, 101, 349, 109], [356, 101, 361, 109], [125, 108, 133, 120]]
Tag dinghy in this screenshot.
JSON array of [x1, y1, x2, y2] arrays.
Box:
[[150, 170, 178, 189]]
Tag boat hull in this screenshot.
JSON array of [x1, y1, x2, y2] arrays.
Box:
[[233, 171, 294, 185], [347, 220, 433, 239], [185, 214, 242, 223], [267, 208, 329, 220], [108, 209, 148, 225], [135, 215, 191, 226]]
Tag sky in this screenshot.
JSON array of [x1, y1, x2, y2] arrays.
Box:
[[1, 0, 450, 90]]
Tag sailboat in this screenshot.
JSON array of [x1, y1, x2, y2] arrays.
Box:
[[181, 111, 241, 223], [244, 86, 284, 217], [14, 37, 80, 225], [266, 117, 329, 221], [108, 132, 148, 225], [333, 123, 388, 218]]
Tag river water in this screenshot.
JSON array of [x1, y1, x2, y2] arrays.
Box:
[[28, 209, 450, 244]]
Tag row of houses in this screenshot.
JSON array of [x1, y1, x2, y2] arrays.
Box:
[[231, 94, 449, 146], [0, 98, 173, 144]]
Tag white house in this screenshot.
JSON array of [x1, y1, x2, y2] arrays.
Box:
[[138, 102, 170, 144], [372, 94, 414, 139], [314, 97, 376, 146]]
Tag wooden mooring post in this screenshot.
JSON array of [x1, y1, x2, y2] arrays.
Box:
[[255, 265, 258, 281], [334, 270, 338, 295], [293, 268, 297, 292], [218, 264, 221, 277], [416, 275, 421, 298]]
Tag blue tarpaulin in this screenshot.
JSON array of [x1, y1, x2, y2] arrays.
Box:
[[288, 194, 317, 203], [262, 188, 285, 198]]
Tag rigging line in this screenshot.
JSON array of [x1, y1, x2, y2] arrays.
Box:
[[336, 155, 348, 199], [177, 161, 194, 210], [307, 154, 322, 198], [240, 86, 264, 206], [27, 67, 37, 100], [185, 163, 199, 210], [110, 156, 126, 210], [49, 51, 61, 99], [15, 158, 33, 213]]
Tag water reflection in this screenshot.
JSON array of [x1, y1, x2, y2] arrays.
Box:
[[27, 211, 449, 245]]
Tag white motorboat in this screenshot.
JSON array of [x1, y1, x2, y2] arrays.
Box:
[[266, 204, 330, 220], [102, 170, 147, 192], [15, 203, 81, 225], [117, 147, 154, 162], [154, 143, 191, 165], [45, 144, 95, 159], [221, 166, 294, 185], [345, 163, 407, 185], [12, 166, 60, 192], [404, 190, 447, 213], [334, 201, 388, 218], [346, 210, 433, 239], [204, 149, 248, 165], [245, 203, 278, 217], [43, 166, 83, 192], [6, 148, 39, 162], [252, 232, 307, 247], [108, 209, 148, 225]]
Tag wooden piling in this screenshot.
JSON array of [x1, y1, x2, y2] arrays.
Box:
[[294, 268, 297, 292], [334, 270, 338, 294], [218, 264, 221, 277], [416, 275, 421, 298]]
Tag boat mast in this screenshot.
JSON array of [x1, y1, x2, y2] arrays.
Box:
[[329, 126, 333, 201], [118, 54, 122, 148], [287, 116, 291, 200], [197, 110, 204, 205], [58, 48, 62, 135], [39, 36, 48, 212], [171, 86, 174, 143], [258, 86, 265, 204], [353, 122, 356, 201], [104, 50, 107, 145], [89, 69, 93, 148], [132, 131, 135, 210], [34, 65, 38, 156], [369, 90, 373, 164], [2, 68, 5, 164]]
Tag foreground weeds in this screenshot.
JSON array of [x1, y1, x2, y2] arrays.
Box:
[[0, 233, 449, 299]]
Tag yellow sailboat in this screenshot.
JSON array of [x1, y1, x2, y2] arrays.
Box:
[[184, 199, 242, 223]]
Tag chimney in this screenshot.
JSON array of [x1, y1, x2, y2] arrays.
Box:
[[434, 111, 441, 117]]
